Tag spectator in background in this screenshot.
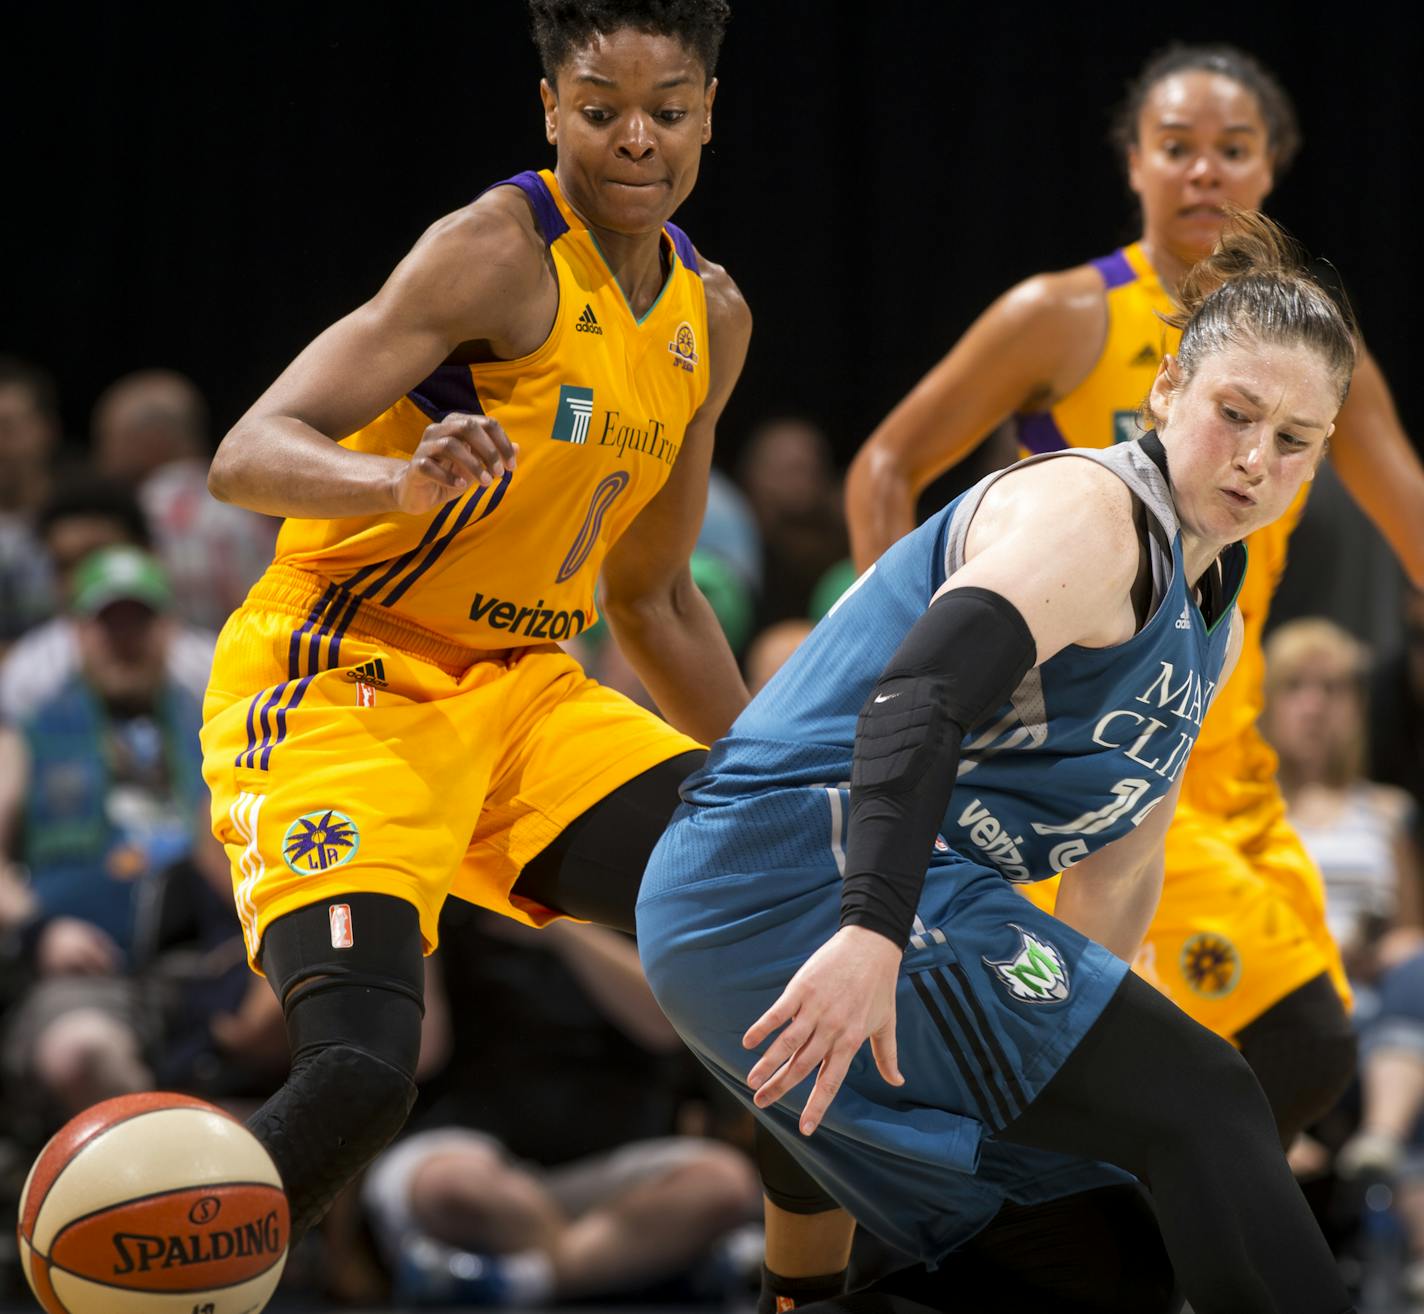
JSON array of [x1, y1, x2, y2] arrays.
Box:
[[0, 357, 62, 645], [362, 902, 759, 1307], [575, 551, 755, 714], [699, 468, 762, 602], [0, 547, 205, 1125], [744, 620, 812, 695], [92, 370, 275, 631], [1371, 586, 1424, 849], [0, 476, 215, 725], [1263, 617, 1424, 1293], [1265, 619, 1422, 977], [735, 417, 848, 628]]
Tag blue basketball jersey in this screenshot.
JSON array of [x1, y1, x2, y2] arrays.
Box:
[[682, 441, 1245, 884]]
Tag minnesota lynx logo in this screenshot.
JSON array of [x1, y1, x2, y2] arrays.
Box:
[[984, 925, 1070, 1003], [551, 385, 595, 444]]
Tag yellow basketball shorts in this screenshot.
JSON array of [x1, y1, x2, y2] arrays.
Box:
[[200, 567, 700, 969], [1021, 801, 1350, 1040]]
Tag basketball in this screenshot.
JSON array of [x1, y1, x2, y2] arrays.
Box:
[[15, 1092, 289, 1314]]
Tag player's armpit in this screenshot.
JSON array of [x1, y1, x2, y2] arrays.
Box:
[[209, 192, 553, 519]]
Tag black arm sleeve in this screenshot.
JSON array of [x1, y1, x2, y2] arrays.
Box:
[[841, 587, 1036, 947]]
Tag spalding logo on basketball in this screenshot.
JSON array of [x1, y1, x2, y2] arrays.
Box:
[[16, 1091, 289, 1313]]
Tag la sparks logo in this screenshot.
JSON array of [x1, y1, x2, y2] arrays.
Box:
[[668, 321, 698, 373], [1180, 932, 1241, 997], [283, 810, 360, 874]]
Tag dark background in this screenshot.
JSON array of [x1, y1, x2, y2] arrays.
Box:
[[2, 2, 1418, 467]]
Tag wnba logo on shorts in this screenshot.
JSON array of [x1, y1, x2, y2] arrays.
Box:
[[329, 903, 354, 949], [282, 810, 361, 874]]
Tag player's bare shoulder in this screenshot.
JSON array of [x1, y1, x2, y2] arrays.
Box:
[[995, 262, 1115, 401], [697, 255, 752, 344], [971, 455, 1140, 587], [690, 251, 752, 401], [385, 186, 557, 356]]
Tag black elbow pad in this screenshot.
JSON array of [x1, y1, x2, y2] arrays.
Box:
[[842, 587, 1036, 947]]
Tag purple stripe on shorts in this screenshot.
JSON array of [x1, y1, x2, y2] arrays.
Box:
[[262, 675, 315, 772]]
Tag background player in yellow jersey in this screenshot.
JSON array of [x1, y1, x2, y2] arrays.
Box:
[[846, 42, 1424, 1153], [200, 0, 750, 1243]]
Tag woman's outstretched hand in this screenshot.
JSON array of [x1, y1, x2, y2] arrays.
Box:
[[743, 924, 905, 1135]]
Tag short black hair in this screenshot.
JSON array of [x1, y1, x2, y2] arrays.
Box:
[[528, 0, 730, 85], [0, 354, 59, 420], [1112, 43, 1301, 177], [37, 471, 151, 549]]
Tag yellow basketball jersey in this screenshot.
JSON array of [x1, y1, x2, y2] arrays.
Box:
[[1016, 244, 1173, 455], [271, 169, 710, 651], [1017, 242, 1308, 823]]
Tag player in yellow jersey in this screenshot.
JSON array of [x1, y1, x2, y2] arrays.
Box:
[[845, 42, 1424, 1155], [199, 0, 748, 1243]]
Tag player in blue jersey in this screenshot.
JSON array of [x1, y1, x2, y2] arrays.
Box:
[[637, 214, 1359, 1314]]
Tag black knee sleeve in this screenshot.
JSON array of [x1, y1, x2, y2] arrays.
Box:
[[756, 1120, 840, 1215], [248, 893, 425, 1241], [1236, 973, 1357, 1146]]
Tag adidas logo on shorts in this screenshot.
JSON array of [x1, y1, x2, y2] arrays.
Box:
[[344, 658, 389, 688], [576, 303, 603, 335]]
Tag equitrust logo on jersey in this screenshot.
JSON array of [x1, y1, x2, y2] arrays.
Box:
[[548, 384, 680, 467], [551, 385, 596, 444]]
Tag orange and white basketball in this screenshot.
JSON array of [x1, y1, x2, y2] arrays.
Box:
[[16, 1092, 289, 1314]]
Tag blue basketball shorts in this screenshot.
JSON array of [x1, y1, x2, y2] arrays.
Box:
[[636, 787, 1133, 1262]]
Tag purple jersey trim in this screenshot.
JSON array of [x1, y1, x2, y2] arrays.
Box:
[[407, 364, 486, 424], [479, 170, 569, 246], [1091, 248, 1136, 290], [1016, 411, 1069, 455], [665, 221, 699, 274]]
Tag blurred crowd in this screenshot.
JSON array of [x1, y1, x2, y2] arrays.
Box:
[[1, 351, 1423, 1306]]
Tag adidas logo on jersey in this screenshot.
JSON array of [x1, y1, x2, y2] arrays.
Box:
[[576, 304, 603, 335], [344, 658, 388, 688], [1175, 605, 1191, 630], [1130, 343, 1158, 367]]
